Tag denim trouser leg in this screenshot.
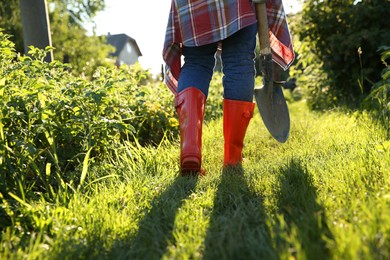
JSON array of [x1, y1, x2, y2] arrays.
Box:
[[221, 23, 257, 102], [178, 42, 218, 97], [177, 23, 257, 101]]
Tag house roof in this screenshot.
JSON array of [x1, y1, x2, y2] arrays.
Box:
[[106, 33, 142, 57]]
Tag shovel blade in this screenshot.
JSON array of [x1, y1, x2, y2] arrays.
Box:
[[254, 85, 290, 143]]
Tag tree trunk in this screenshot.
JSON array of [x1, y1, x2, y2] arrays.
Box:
[[20, 0, 53, 62]]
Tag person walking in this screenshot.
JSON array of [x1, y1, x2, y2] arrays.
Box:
[[163, 0, 294, 176]]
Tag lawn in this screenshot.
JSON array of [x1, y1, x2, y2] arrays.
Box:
[[1, 100, 389, 259]]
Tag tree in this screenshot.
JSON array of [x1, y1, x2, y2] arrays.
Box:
[[49, 0, 115, 76], [61, 0, 106, 26], [20, 0, 53, 62]]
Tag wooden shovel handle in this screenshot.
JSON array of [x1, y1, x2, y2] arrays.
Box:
[[254, 1, 271, 55]]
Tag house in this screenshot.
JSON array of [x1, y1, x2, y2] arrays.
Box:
[[106, 33, 142, 67]]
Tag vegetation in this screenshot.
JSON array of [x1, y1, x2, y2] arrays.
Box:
[[364, 47, 390, 138], [0, 0, 112, 76], [0, 32, 171, 197], [48, 0, 115, 76], [0, 31, 227, 200], [1, 89, 389, 259], [0, 0, 22, 53], [1, 0, 390, 258], [290, 0, 390, 109]]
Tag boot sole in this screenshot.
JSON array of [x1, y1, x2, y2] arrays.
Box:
[[181, 157, 203, 176]]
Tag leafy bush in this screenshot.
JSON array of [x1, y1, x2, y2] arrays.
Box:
[[364, 47, 390, 138], [0, 31, 178, 197], [290, 0, 390, 109], [0, 27, 230, 199], [125, 70, 178, 145]]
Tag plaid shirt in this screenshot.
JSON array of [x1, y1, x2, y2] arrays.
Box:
[[163, 0, 294, 94]]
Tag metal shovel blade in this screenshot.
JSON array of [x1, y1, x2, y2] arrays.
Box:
[[254, 84, 290, 143]]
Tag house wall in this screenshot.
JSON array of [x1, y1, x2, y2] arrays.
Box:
[[118, 42, 139, 66]]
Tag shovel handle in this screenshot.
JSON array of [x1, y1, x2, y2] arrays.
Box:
[[254, 0, 271, 55]]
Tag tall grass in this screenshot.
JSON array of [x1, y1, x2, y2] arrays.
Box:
[[1, 100, 389, 259]]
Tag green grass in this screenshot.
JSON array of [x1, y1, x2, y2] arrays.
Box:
[[1, 100, 390, 259]]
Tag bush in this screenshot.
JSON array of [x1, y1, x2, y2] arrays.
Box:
[[0, 28, 230, 199], [0, 31, 178, 198], [290, 0, 390, 109], [364, 47, 390, 138]]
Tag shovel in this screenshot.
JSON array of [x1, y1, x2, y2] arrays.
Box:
[[253, 0, 290, 143]]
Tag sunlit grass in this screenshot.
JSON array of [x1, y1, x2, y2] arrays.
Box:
[[1, 100, 389, 259]]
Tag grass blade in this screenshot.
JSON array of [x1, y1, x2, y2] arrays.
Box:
[[78, 147, 93, 191]]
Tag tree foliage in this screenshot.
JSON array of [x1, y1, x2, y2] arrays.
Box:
[[53, 0, 106, 26], [49, 1, 115, 76], [290, 0, 390, 109], [0, 0, 23, 54]]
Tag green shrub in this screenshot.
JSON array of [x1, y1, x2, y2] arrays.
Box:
[[126, 72, 178, 146], [291, 0, 390, 109], [0, 27, 229, 199], [0, 31, 178, 198], [364, 47, 390, 138]]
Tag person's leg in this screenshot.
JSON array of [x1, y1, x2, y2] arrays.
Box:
[[223, 99, 255, 166], [221, 23, 257, 167], [175, 87, 206, 175], [221, 23, 257, 101], [175, 43, 217, 175], [178, 42, 218, 97]]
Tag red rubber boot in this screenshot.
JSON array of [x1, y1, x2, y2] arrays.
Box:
[[223, 99, 255, 166], [175, 87, 206, 176]]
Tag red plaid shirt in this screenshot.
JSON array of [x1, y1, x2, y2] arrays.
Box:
[[163, 0, 294, 94]]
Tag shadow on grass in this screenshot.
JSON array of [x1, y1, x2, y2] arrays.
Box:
[[109, 175, 199, 259], [203, 166, 277, 259], [274, 158, 334, 259]]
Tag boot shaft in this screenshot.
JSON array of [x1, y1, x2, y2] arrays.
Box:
[[223, 99, 255, 166], [175, 87, 206, 175]]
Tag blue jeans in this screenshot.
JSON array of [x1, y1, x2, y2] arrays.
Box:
[[177, 23, 257, 102]]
